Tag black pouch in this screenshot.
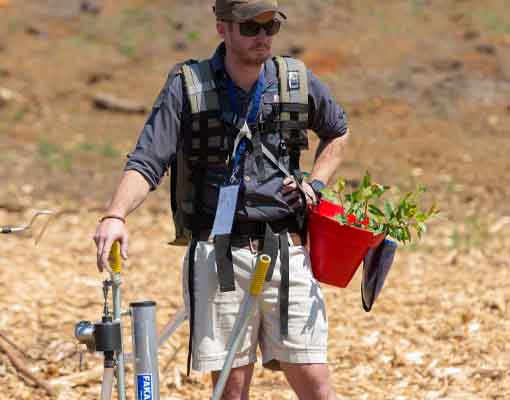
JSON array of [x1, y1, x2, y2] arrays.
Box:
[[361, 238, 397, 312]]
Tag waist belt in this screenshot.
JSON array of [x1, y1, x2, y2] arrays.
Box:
[[197, 231, 302, 250], [232, 232, 302, 251], [232, 217, 301, 236]]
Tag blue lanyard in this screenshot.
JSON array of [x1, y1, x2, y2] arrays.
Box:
[[227, 70, 265, 125], [227, 71, 265, 172]]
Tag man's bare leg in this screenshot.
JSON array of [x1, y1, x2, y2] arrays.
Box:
[[281, 362, 338, 400], [211, 364, 255, 400]]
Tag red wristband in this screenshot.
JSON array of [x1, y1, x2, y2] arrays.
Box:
[[99, 214, 126, 224]]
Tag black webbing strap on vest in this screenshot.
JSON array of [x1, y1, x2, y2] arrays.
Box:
[[262, 224, 279, 282], [278, 230, 290, 338], [289, 147, 307, 233], [250, 129, 266, 183], [214, 234, 236, 292], [186, 131, 208, 376], [170, 158, 178, 215], [186, 238, 198, 376], [258, 224, 292, 338], [186, 165, 205, 376]]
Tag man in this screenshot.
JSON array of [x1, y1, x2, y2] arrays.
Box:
[[94, 0, 348, 398]]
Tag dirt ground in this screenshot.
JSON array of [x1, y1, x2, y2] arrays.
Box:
[[1, 0, 509, 399]]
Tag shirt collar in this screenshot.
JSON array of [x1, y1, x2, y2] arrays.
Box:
[[210, 42, 277, 90], [210, 42, 227, 79]]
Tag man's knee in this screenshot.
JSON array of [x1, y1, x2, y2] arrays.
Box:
[[220, 384, 246, 400], [308, 382, 336, 400], [220, 374, 246, 400], [281, 362, 337, 400], [211, 365, 254, 400]]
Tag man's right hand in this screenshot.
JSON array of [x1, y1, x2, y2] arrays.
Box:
[[93, 218, 129, 272]]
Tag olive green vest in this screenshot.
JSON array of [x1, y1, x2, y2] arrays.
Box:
[[170, 56, 310, 245]]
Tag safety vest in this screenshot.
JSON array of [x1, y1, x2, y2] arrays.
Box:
[[169, 56, 310, 245]]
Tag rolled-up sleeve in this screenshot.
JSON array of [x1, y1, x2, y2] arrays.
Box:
[[124, 72, 183, 190], [307, 69, 348, 139]]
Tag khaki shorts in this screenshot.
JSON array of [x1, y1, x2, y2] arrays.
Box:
[[182, 240, 328, 373]]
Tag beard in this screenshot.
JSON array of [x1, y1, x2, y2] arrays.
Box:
[[232, 40, 272, 66]]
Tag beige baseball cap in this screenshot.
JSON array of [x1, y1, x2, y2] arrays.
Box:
[[213, 0, 287, 22]]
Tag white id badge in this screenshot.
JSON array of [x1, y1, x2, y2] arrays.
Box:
[[211, 184, 241, 236]]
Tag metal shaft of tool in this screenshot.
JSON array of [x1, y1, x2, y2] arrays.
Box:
[[212, 297, 254, 400], [157, 307, 187, 348], [100, 367, 115, 400], [211, 254, 271, 400], [112, 273, 126, 400], [108, 241, 126, 400], [131, 301, 160, 400], [122, 307, 187, 364]]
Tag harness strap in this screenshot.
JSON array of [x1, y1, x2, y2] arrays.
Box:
[[279, 230, 290, 338], [183, 61, 227, 166], [273, 56, 309, 126], [260, 142, 311, 203], [275, 56, 290, 120], [260, 141, 309, 234], [251, 130, 266, 183], [262, 224, 279, 282], [214, 234, 236, 292], [182, 61, 220, 114], [246, 57, 304, 336], [186, 238, 198, 376], [260, 224, 291, 338]]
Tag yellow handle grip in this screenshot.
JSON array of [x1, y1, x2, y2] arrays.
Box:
[[249, 254, 271, 296], [109, 241, 122, 273]]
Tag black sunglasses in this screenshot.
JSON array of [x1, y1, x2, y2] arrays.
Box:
[[239, 19, 281, 37]]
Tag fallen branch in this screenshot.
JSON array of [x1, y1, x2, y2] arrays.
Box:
[[0, 331, 33, 360], [0, 203, 26, 213], [0, 335, 55, 397], [93, 93, 147, 114], [50, 365, 103, 388]]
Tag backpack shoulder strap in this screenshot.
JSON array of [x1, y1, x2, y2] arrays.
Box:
[[272, 56, 309, 153], [181, 59, 220, 114], [273, 56, 309, 125]]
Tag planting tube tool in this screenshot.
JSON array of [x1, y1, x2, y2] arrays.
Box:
[[76, 241, 189, 400], [82, 241, 127, 400], [211, 254, 271, 400]]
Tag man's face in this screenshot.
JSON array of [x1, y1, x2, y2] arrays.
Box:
[[217, 11, 277, 66]]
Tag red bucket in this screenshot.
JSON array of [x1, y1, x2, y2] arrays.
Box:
[[309, 200, 385, 288]]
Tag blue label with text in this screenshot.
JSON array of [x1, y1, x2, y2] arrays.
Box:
[[137, 373, 153, 400]]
